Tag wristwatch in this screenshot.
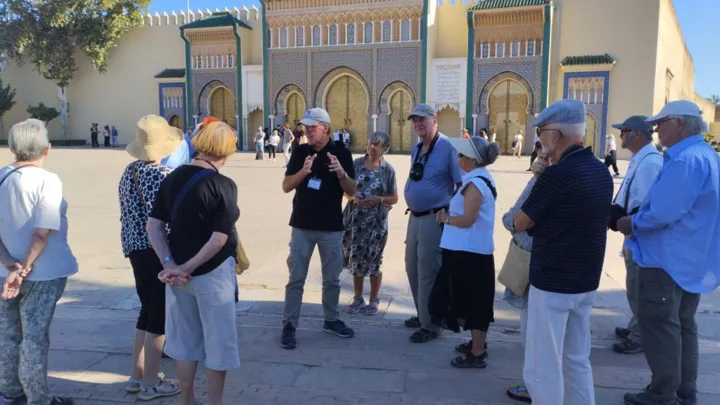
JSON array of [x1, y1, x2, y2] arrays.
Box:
[[338, 171, 347, 180], [162, 256, 173, 265], [444, 217, 451, 225]]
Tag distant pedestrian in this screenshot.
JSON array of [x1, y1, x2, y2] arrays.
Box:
[[605, 133, 621, 176], [268, 130, 280, 161], [104, 125, 111, 148], [90, 123, 99, 148], [111, 126, 119, 147]]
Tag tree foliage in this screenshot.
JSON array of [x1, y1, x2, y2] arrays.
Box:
[[0, 0, 151, 86], [0, 76, 16, 119], [27, 103, 59, 125], [708, 95, 720, 105]]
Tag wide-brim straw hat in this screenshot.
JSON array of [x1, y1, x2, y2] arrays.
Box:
[[126, 115, 184, 161]]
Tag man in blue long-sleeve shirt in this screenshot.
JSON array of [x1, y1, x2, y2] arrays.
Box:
[[618, 100, 720, 405]]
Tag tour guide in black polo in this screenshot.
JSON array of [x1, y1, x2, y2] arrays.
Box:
[[513, 99, 613, 405], [280, 107, 357, 349]]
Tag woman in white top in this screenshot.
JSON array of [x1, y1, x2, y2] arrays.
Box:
[[513, 130, 523, 158], [0, 119, 78, 405], [435, 135, 500, 369], [267, 130, 280, 161]]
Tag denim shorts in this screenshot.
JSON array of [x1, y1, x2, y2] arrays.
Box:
[[164, 257, 240, 370]]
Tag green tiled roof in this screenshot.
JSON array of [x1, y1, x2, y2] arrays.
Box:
[[560, 54, 616, 66], [180, 12, 252, 30], [154, 69, 186, 79], [469, 0, 548, 11]]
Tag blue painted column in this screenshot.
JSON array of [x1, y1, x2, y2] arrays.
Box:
[[539, 4, 552, 110], [465, 11, 475, 135]]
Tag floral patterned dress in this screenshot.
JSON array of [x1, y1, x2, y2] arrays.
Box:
[[342, 157, 397, 277]]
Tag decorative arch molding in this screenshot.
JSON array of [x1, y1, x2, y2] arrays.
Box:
[[436, 104, 461, 113], [247, 105, 263, 115], [198, 80, 233, 118], [479, 71, 535, 115], [379, 81, 416, 115], [315, 67, 372, 114], [274, 84, 307, 115]]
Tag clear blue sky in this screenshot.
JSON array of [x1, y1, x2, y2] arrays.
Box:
[[148, 0, 719, 98]]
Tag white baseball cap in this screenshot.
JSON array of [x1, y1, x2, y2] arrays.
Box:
[[646, 100, 704, 123], [299, 108, 331, 126]]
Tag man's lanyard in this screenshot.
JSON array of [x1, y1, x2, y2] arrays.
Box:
[[414, 134, 440, 165]]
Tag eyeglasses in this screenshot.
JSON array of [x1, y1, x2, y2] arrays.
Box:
[[536, 127, 562, 137]]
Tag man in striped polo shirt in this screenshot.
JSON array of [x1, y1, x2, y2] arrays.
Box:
[[514, 99, 613, 405]]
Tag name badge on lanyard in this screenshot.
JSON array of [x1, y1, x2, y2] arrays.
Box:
[[308, 177, 322, 190]]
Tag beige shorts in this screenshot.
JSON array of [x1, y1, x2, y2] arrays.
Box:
[[164, 257, 240, 371]]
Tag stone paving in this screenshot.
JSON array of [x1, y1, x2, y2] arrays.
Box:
[[2, 148, 720, 404]]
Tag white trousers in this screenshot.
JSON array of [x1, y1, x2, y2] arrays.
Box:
[[523, 286, 596, 405], [283, 143, 292, 164]]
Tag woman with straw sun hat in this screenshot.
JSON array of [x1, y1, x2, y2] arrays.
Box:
[[119, 114, 183, 401]]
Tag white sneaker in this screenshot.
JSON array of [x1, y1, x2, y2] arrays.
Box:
[[138, 380, 180, 401]]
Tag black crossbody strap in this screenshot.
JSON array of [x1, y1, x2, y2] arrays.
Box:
[[454, 175, 497, 200], [0, 164, 38, 188]]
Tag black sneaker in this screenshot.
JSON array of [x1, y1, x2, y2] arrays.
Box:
[[678, 390, 697, 405], [623, 392, 678, 405], [615, 327, 631, 340], [280, 324, 297, 349], [0, 394, 26, 405], [404, 316, 421, 328], [613, 339, 643, 354], [322, 320, 355, 338]]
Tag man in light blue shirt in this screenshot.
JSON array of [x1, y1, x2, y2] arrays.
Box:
[[403, 103, 463, 343], [618, 100, 720, 405]]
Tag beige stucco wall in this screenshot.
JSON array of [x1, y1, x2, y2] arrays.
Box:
[[1, 10, 262, 144], [552, 0, 660, 158], [433, 0, 468, 59], [653, 0, 696, 114]]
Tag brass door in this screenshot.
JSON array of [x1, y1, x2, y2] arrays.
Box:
[[168, 115, 182, 129], [285, 93, 306, 127], [585, 112, 597, 154], [389, 90, 412, 153], [488, 79, 528, 154], [325, 75, 368, 151], [210, 87, 236, 129]]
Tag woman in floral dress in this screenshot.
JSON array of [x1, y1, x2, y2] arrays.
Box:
[[343, 132, 398, 315]]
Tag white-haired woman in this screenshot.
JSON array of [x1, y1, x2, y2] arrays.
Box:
[[254, 127, 265, 160], [503, 150, 549, 403], [432, 136, 500, 369], [343, 132, 398, 316], [0, 119, 78, 405]]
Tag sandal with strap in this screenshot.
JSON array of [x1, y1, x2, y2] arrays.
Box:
[[455, 340, 489, 358], [450, 351, 487, 369], [365, 298, 380, 316], [347, 296, 365, 314], [506, 385, 532, 403]]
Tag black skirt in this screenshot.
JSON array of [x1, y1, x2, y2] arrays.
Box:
[[429, 249, 495, 332]]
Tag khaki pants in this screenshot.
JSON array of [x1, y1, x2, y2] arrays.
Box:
[[404, 213, 443, 332]]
